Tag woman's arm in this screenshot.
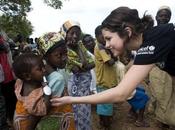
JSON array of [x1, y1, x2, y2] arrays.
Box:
[[51, 64, 154, 106], [82, 62, 95, 71]]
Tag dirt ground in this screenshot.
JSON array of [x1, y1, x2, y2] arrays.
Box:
[[91, 102, 161, 130]]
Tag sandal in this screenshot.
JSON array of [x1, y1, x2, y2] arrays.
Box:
[[134, 120, 150, 127]]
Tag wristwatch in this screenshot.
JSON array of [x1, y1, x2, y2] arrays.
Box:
[[43, 85, 51, 96]]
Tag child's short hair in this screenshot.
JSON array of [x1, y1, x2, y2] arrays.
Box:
[[95, 25, 103, 38], [82, 34, 93, 43], [13, 53, 41, 80]]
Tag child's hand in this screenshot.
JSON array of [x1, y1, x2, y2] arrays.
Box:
[[50, 96, 72, 106], [71, 66, 81, 73]]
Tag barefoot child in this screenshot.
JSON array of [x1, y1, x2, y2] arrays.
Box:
[[94, 25, 118, 130], [120, 50, 149, 127], [127, 85, 149, 127]]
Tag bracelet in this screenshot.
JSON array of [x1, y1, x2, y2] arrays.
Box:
[[43, 86, 51, 96]]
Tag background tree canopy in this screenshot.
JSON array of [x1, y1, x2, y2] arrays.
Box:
[[0, 0, 64, 39], [0, 0, 31, 16], [0, 0, 32, 39], [0, 15, 33, 38], [44, 0, 64, 9]]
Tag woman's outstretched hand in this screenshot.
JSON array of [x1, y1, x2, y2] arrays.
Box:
[[50, 96, 72, 106]]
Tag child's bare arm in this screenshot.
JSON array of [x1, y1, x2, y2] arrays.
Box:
[[43, 94, 51, 112], [42, 80, 52, 113]]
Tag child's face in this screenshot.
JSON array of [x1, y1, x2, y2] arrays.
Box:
[[30, 59, 45, 82], [83, 36, 95, 52], [47, 46, 67, 69], [96, 34, 105, 45]]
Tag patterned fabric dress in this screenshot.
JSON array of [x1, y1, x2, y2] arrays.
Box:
[[68, 72, 92, 130], [13, 79, 75, 130], [67, 42, 94, 130]]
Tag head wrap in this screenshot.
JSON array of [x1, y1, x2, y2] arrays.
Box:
[[60, 20, 80, 38], [157, 6, 171, 14], [38, 32, 64, 56]]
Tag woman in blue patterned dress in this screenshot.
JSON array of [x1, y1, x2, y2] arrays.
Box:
[[60, 20, 95, 130]]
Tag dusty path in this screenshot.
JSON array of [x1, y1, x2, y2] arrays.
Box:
[[92, 102, 161, 130]]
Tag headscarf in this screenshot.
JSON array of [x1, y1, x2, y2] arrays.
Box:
[[38, 32, 64, 56], [60, 20, 80, 38], [157, 5, 171, 14]]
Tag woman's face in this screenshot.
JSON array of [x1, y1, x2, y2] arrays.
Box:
[[66, 26, 81, 47], [102, 29, 125, 57], [156, 9, 171, 25]]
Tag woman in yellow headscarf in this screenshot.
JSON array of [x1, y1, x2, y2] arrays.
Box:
[[60, 20, 95, 130]]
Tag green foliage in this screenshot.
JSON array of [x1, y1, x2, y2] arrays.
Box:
[[0, 0, 31, 16], [0, 15, 33, 39], [43, 0, 64, 9], [0, 0, 67, 39], [0, 0, 33, 39]]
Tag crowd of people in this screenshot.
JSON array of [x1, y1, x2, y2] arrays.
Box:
[[0, 5, 175, 130]]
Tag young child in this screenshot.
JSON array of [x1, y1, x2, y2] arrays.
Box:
[[127, 85, 149, 127], [82, 34, 97, 94], [38, 32, 75, 130], [13, 53, 51, 130], [82, 34, 96, 54], [120, 50, 150, 127], [94, 25, 118, 130]]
